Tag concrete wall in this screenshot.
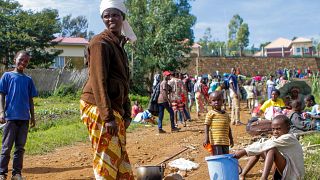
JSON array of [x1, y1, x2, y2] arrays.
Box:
[[48, 45, 86, 57], [185, 57, 320, 77], [292, 42, 313, 55]]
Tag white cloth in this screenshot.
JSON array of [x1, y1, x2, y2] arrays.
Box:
[[243, 85, 254, 99], [100, 0, 137, 42], [245, 133, 305, 180], [168, 158, 199, 171], [266, 80, 275, 88], [310, 104, 320, 115]]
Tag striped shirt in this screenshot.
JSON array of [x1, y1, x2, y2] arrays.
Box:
[[204, 110, 231, 146]]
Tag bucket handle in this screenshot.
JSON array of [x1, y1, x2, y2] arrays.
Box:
[[228, 157, 243, 175]]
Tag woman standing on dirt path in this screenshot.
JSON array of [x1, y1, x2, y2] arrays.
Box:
[[80, 0, 136, 179]]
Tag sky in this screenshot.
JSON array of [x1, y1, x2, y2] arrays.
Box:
[[17, 0, 320, 46]]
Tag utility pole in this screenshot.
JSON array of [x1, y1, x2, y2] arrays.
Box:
[[131, 50, 134, 79], [196, 46, 200, 76]]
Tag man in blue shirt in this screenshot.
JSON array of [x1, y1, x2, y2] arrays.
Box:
[[0, 51, 38, 180], [229, 68, 242, 125]]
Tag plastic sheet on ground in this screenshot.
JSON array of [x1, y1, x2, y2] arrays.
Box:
[[168, 158, 199, 171]]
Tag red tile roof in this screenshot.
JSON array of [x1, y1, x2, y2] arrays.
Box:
[[192, 43, 202, 48], [52, 37, 88, 45]]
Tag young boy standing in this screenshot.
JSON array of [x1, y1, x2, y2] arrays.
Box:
[[203, 91, 234, 155], [0, 51, 38, 180]]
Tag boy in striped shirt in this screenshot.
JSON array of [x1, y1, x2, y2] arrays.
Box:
[[203, 91, 234, 155]]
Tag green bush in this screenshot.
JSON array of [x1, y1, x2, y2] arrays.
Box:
[[53, 83, 77, 98], [130, 94, 150, 108]]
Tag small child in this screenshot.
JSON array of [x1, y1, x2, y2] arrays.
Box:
[[131, 101, 143, 118], [288, 100, 311, 133], [133, 110, 156, 124], [243, 80, 255, 112], [234, 115, 305, 180], [0, 51, 38, 179], [304, 95, 320, 119], [203, 91, 234, 155], [251, 99, 265, 117]]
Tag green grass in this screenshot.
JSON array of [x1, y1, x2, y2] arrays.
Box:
[[26, 119, 87, 155], [301, 134, 320, 179], [0, 94, 162, 155]]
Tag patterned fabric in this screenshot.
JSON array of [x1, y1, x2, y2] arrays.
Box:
[[195, 92, 205, 113], [80, 100, 134, 180], [204, 110, 231, 146]]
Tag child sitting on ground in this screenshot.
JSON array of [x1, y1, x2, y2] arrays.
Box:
[[304, 95, 320, 130], [234, 115, 305, 180], [203, 91, 234, 155], [131, 101, 143, 118], [304, 95, 320, 119], [288, 100, 312, 133], [133, 110, 156, 124]]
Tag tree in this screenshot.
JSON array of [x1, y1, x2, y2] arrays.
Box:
[[60, 15, 94, 39], [227, 14, 249, 56], [0, 0, 61, 67], [199, 27, 212, 56], [209, 41, 226, 56], [125, 0, 196, 94], [199, 27, 226, 56], [236, 23, 249, 56]]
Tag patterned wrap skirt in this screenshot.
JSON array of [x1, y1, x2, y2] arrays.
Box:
[[80, 100, 134, 180]]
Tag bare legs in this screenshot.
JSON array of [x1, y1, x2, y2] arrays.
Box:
[[239, 148, 286, 180]]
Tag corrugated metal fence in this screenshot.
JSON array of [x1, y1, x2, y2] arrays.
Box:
[[0, 68, 88, 93]]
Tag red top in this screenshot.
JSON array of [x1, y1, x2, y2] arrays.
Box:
[[252, 104, 262, 114], [131, 105, 140, 118]]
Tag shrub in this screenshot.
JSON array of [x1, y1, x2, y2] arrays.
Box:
[[53, 83, 77, 98], [130, 94, 150, 108]]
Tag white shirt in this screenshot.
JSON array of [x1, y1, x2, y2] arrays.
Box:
[[245, 133, 305, 180], [266, 80, 275, 88]]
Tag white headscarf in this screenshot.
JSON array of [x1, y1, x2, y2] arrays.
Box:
[[100, 0, 137, 42]]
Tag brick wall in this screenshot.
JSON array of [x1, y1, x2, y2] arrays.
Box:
[[185, 57, 320, 76]]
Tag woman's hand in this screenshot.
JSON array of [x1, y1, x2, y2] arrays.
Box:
[[105, 120, 118, 136]]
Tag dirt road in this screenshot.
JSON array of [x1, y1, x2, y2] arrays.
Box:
[[20, 107, 264, 179]]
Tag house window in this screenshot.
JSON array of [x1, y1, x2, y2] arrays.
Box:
[[296, 48, 301, 53], [52, 56, 65, 68], [304, 48, 309, 53]]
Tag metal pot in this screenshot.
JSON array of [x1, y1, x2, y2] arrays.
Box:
[[136, 164, 165, 180]]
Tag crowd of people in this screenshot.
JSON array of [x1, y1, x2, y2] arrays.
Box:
[[138, 66, 319, 179]]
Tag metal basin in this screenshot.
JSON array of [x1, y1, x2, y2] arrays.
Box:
[[136, 165, 165, 180]]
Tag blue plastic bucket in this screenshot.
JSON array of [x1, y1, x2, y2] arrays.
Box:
[[205, 154, 241, 180]]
